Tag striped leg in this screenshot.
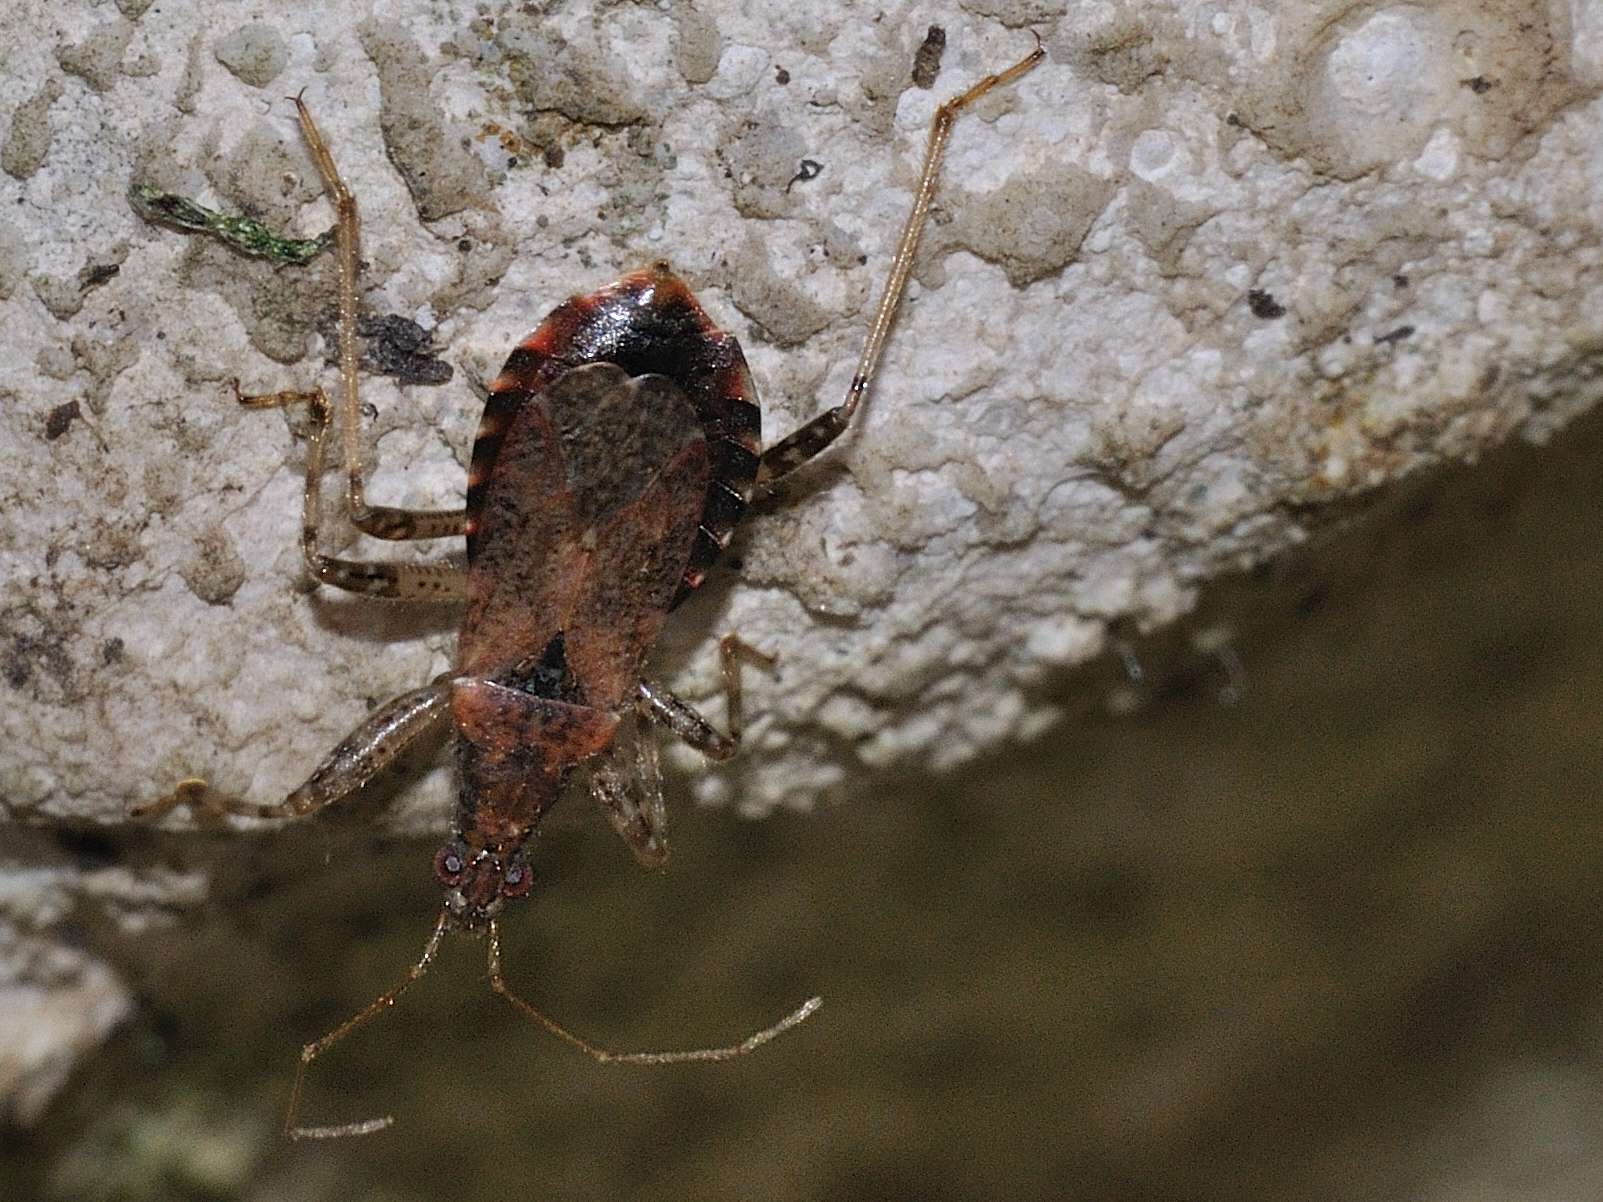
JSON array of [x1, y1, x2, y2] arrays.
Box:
[[234, 381, 464, 599], [635, 635, 776, 762], [290, 94, 467, 545], [757, 37, 1043, 487], [134, 677, 451, 822]]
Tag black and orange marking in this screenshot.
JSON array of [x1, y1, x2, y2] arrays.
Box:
[[468, 262, 760, 604]]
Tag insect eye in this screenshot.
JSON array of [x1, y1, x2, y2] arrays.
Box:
[[433, 842, 467, 886], [501, 857, 533, 898]]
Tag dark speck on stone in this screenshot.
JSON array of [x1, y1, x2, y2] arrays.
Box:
[[1247, 289, 1286, 320], [319, 311, 454, 387], [44, 401, 80, 440], [78, 263, 120, 292], [912, 25, 946, 89]]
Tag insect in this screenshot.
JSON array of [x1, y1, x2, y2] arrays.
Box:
[[138, 36, 1043, 1140]]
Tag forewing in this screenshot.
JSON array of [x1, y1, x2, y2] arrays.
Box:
[[457, 381, 584, 677], [459, 364, 708, 694], [561, 401, 710, 702]]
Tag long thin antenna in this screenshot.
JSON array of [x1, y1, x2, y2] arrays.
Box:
[[486, 921, 822, 1063], [285, 912, 450, 1141]]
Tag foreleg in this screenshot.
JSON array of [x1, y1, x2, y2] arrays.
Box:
[[135, 676, 451, 821]]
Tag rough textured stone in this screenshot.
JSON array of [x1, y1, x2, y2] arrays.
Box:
[[213, 24, 289, 90], [2, 0, 1602, 1154], [1, 79, 62, 181]]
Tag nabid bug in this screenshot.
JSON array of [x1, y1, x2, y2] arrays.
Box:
[[138, 36, 1043, 1140]]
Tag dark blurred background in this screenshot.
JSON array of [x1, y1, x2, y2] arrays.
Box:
[[6, 406, 1603, 1202]]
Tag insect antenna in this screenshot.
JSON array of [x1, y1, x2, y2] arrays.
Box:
[[485, 921, 822, 1063], [283, 912, 451, 1141]]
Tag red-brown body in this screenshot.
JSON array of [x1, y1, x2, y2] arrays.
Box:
[[436, 265, 760, 926], [142, 44, 1041, 1135]]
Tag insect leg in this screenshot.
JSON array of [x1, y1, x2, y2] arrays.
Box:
[[715, 634, 776, 749], [635, 636, 776, 762], [230, 380, 465, 600], [757, 36, 1044, 488], [589, 718, 669, 869], [290, 94, 467, 544], [487, 920, 821, 1063], [281, 912, 450, 1140], [134, 677, 451, 822]]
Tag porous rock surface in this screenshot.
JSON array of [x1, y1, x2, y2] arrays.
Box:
[[1, 0, 1601, 1128]]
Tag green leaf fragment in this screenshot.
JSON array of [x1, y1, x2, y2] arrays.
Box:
[[129, 184, 333, 266]]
